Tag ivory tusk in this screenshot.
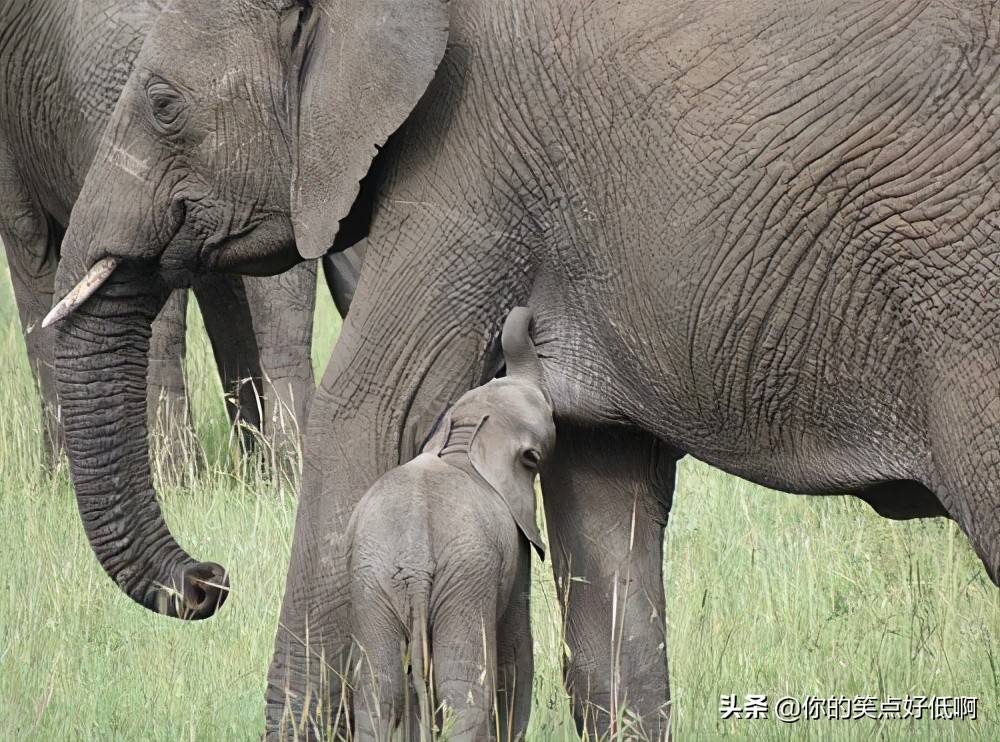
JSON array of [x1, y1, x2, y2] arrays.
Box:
[[41, 257, 120, 328]]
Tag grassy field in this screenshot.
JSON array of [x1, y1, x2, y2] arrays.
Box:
[[1, 251, 999, 741]]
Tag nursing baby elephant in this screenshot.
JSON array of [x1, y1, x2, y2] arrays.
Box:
[[0, 0, 361, 473], [347, 308, 551, 742]]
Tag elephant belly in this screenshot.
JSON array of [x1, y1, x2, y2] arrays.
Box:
[[525, 0, 1000, 496]]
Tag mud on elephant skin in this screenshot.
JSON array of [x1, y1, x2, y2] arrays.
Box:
[[267, 0, 1000, 738], [2, 0, 364, 621]]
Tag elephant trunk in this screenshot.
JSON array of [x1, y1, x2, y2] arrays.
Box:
[[54, 260, 228, 619], [501, 307, 546, 392]]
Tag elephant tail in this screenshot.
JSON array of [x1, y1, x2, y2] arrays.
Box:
[[410, 594, 433, 742]]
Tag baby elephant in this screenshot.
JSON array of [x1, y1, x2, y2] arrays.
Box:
[[347, 307, 554, 742]]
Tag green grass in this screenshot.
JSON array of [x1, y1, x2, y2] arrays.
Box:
[[1, 251, 998, 740]]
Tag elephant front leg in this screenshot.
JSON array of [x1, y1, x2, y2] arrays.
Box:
[[495, 544, 534, 741], [541, 423, 679, 741], [0, 152, 62, 465], [242, 262, 317, 477], [265, 204, 528, 739]]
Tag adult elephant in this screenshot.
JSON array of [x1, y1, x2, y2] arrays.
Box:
[[30, 0, 383, 619], [0, 0, 357, 471], [38, 0, 1000, 738], [262, 0, 1000, 738]]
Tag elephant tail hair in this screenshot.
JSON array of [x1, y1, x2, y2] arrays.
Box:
[[410, 595, 433, 740]]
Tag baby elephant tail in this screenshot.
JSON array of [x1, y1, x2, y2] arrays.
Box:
[[410, 594, 433, 742]]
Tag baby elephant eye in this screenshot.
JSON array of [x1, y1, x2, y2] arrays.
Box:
[[146, 79, 187, 131], [521, 448, 542, 470]]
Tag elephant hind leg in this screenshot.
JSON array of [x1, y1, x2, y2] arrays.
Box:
[[928, 369, 1000, 585], [541, 423, 680, 741], [192, 274, 263, 454], [146, 289, 202, 484], [430, 602, 498, 742], [351, 592, 408, 741], [242, 263, 317, 477], [352, 634, 407, 742]]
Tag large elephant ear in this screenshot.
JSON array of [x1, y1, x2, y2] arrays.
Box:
[[290, 0, 450, 258], [468, 417, 547, 559]]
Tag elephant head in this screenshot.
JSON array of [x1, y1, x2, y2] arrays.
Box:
[[425, 308, 555, 557], [46, 0, 450, 619]]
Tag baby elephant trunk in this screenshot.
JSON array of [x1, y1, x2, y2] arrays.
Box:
[[502, 307, 546, 393]]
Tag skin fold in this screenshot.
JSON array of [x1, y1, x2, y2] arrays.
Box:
[[346, 308, 553, 742], [268, 1, 1000, 739], [0, 0, 330, 470]]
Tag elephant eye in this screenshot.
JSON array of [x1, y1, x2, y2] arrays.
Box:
[[146, 79, 187, 132], [521, 448, 541, 470]]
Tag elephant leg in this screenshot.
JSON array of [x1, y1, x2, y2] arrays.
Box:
[[265, 195, 530, 738], [322, 240, 366, 319], [432, 602, 498, 742], [541, 424, 679, 741], [0, 157, 62, 462], [242, 262, 316, 474], [146, 289, 197, 481], [928, 365, 1000, 583], [495, 545, 533, 742], [192, 274, 263, 454], [351, 618, 406, 742]]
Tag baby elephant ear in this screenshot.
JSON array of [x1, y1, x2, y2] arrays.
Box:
[[468, 420, 546, 560], [421, 410, 453, 455], [290, 0, 450, 259]]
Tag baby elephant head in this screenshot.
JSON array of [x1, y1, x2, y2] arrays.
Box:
[[425, 308, 556, 556]]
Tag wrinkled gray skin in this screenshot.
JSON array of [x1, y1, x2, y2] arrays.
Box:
[[0, 0, 376, 623], [0, 0, 339, 470], [261, 1, 1000, 739], [24, 0, 1000, 738], [348, 309, 553, 742]]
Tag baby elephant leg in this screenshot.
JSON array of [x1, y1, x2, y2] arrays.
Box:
[[351, 595, 407, 741], [353, 638, 406, 742], [432, 601, 499, 742], [496, 544, 534, 742]]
